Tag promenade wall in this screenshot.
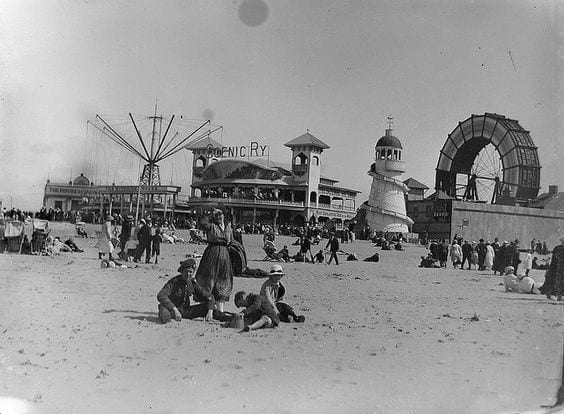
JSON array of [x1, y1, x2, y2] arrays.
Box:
[[450, 201, 564, 247]]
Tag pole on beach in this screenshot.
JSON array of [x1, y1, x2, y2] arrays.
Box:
[[555, 335, 564, 406]]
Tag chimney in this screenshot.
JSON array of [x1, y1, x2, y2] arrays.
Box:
[[548, 185, 559, 195]]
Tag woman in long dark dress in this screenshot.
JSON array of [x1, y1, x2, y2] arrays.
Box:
[[196, 208, 246, 320]]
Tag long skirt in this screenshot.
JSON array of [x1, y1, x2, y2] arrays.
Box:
[[195, 244, 233, 302]]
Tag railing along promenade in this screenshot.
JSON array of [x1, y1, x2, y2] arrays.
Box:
[[182, 196, 356, 211]]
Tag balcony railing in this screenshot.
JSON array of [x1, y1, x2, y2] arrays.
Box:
[[316, 202, 356, 211], [178, 196, 357, 213], [184, 196, 305, 208]]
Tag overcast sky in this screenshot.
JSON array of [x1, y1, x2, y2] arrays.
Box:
[[1, 0, 563, 210]]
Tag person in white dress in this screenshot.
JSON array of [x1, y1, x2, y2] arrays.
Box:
[[484, 241, 495, 270]]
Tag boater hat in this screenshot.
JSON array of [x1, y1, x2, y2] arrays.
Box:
[[269, 264, 285, 276]]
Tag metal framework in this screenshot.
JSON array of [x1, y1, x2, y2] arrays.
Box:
[[435, 113, 541, 204], [87, 104, 223, 217]]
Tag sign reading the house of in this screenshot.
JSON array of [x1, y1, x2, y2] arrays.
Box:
[[206, 141, 269, 159]]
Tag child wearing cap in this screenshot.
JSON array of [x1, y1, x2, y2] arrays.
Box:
[[156, 258, 230, 324], [260, 264, 305, 323], [234, 290, 280, 333]]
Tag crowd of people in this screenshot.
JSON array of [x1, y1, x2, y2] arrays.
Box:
[[419, 235, 563, 301]]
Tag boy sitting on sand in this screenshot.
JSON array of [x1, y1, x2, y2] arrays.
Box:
[[157, 258, 230, 324], [259, 264, 305, 323], [234, 290, 280, 333]]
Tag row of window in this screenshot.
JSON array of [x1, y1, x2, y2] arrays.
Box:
[[375, 149, 402, 161]]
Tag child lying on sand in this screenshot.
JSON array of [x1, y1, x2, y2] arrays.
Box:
[[235, 290, 280, 333]]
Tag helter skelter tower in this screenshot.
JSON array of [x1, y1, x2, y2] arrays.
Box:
[[361, 117, 414, 233], [87, 104, 222, 216]]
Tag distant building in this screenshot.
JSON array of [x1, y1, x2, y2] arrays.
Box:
[[43, 173, 181, 218], [182, 131, 361, 228], [403, 177, 429, 201], [528, 185, 564, 210]]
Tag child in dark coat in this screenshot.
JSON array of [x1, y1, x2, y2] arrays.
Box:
[[152, 227, 163, 264]]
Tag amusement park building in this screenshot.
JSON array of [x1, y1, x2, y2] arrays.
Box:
[[406, 113, 564, 247], [181, 132, 361, 228], [43, 173, 181, 219]]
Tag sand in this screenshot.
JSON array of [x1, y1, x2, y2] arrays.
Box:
[[0, 221, 562, 414]]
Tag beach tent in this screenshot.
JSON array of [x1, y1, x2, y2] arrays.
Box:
[[4, 220, 25, 253], [383, 223, 409, 233]]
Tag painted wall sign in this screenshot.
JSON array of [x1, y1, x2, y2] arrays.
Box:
[[206, 141, 270, 159]]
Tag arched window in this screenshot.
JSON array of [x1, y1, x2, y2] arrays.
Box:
[[312, 156, 319, 166], [387, 149, 393, 159], [294, 153, 308, 165], [398, 151, 401, 161], [393, 150, 398, 160], [195, 156, 206, 167], [376, 150, 380, 159], [310, 191, 317, 203]]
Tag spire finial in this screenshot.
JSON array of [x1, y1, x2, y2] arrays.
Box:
[[387, 115, 393, 130], [306, 128, 309, 133]]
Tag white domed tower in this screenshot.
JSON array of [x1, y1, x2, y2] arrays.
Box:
[[362, 119, 413, 233]]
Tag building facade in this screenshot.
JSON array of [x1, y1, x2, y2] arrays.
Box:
[[183, 132, 361, 228], [43, 173, 181, 220]]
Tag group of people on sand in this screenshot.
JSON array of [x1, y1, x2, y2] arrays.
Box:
[[98, 214, 171, 265], [156, 207, 305, 332], [421, 234, 564, 301]]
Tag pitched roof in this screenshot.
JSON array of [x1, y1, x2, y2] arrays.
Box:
[[403, 177, 429, 190], [425, 190, 452, 200], [529, 192, 564, 210], [284, 132, 330, 149], [184, 136, 223, 150]]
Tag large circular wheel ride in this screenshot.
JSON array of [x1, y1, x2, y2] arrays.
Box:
[[435, 113, 541, 204]]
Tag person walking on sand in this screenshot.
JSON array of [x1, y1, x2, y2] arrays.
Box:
[[118, 214, 133, 260], [461, 240, 472, 270], [450, 240, 462, 269], [98, 215, 114, 261], [195, 207, 246, 319], [484, 241, 495, 270], [134, 218, 152, 263], [540, 236, 564, 301], [326, 233, 340, 265]]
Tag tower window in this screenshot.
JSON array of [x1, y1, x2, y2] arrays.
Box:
[[312, 156, 319, 166]]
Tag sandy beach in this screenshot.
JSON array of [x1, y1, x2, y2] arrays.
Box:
[[1, 221, 562, 414]]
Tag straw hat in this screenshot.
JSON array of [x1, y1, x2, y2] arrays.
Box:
[[269, 264, 285, 276]]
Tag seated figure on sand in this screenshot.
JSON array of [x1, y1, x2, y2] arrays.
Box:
[[259, 264, 305, 323], [157, 258, 231, 324], [364, 252, 380, 262], [313, 249, 324, 263], [419, 254, 440, 268], [235, 290, 280, 333], [503, 266, 540, 294]]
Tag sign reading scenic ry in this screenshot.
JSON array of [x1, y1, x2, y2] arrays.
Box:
[[206, 141, 269, 159]]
